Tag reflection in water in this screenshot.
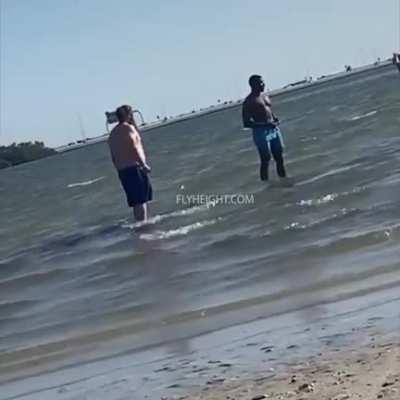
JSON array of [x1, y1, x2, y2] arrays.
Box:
[[135, 234, 193, 357]]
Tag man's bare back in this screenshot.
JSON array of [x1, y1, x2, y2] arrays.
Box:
[[108, 122, 147, 171], [108, 105, 152, 222]]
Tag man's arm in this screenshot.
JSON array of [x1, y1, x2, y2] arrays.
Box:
[[263, 95, 280, 124], [107, 137, 117, 168], [128, 127, 151, 172], [242, 102, 276, 129], [129, 114, 141, 133], [242, 102, 254, 129]]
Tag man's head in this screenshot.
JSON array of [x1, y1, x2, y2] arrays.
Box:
[[116, 105, 134, 123], [249, 75, 265, 93]]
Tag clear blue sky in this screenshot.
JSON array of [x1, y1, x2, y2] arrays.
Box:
[[1, 0, 398, 147]]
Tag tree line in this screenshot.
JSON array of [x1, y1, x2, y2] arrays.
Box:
[[0, 141, 56, 169]]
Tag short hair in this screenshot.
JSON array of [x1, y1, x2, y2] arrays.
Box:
[[116, 105, 132, 122], [249, 74, 262, 88]]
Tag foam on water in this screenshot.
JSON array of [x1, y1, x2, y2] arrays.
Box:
[[349, 110, 378, 121], [120, 205, 209, 230], [139, 218, 220, 240], [67, 177, 105, 188]]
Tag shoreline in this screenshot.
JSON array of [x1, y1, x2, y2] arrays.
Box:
[[55, 60, 394, 153]]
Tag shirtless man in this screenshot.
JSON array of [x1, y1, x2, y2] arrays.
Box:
[[108, 105, 152, 222], [393, 53, 400, 72], [242, 74, 288, 182]]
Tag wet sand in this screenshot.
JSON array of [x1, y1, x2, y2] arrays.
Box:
[[1, 285, 400, 399], [174, 336, 400, 400], [149, 293, 400, 400]]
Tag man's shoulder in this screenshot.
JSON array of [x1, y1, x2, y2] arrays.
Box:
[[119, 122, 134, 131], [243, 94, 254, 106], [263, 94, 272, 105], [244, 93, 253, 101], [112, 123, 135, 134]]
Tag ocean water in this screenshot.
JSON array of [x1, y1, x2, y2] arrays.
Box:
[[1, 65, 400, 399]]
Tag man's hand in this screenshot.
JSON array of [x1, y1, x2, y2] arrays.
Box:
[[251, 121, 277, 129], [142, 163, 151, 174]]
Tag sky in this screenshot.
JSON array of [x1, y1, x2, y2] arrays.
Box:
[[0, 0, 399, 147]]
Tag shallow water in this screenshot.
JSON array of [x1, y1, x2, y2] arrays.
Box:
[[1, 65, 400, 399]]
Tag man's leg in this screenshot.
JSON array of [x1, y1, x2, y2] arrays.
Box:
[[253, 131, 271, 181], [260, 154, 271, 181], [256, 145, 271, 181], [270, 138, 287, 178], [133, 203, 148, 222]]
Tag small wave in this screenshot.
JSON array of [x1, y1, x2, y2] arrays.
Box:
[[67, 177, 105, 188], [0, 300, 39, 320], [315, 222, 400, 251], [375, 173, 400, 188], [139, 219, 220, 240], [350, 110, 377, 121], [300, 136, 318, 143], [298, 193, 339, 207], [285, 200, 397, 234], [121, 205, 208, 230], [0, 268, 70, 290], [297, 164, 361, 186], [284, 208, 358, 231], [297, 187, 365, 207]]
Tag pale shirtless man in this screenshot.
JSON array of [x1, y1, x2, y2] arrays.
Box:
[[242, 75, 288, 182], [108, 105, 152, 222]]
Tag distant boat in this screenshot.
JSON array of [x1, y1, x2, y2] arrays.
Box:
[[283, 78, 309, 88]]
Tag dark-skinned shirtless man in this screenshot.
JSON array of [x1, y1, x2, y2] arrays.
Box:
[[242, 75, 290, 184], [393, 52, 400, 72]]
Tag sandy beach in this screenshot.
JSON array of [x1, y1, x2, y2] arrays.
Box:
[[173, 335, 400, 400]]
